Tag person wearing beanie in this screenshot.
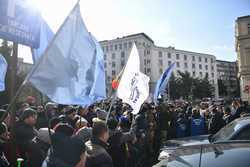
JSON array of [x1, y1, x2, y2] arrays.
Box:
[[14, 108, 45, 166], [63, 106, 79, 128], [85, 121, 113, 167], [0, 122, 9, 167]]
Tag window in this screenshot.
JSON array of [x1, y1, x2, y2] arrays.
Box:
[[121, 60, 125, 66], [144, 50, 147, 57], [184, 55, 187, 60], [104, 62, 107, 68], [199, 57, 202, 62], [112, 70, 116, 75], [184, 62, 188, 68], [177, 62, 180, 67], [168, 53, 171, 58], [235, 127, 250, 140], [200, 72, 202, 77], [147, 50, 150, 55], [193, 71, 195, 76], [159, 59, 163, 66], [211, 58, 214, 63], [106, 46, 109, 52], [129, 42, 132, 48], [144, 59, 147, 65], [205, 65, 208, 70], [104, 54, 107, 60], [124, 43, 127, 49], [112, 62, 116, 67], [168, 61, 172, 66], [192, 56, 195, 61], [119, 44, 122, 50], [144, 68, 147, 73], [205, 58, 208, 63], [110, 45, 113, 51], [114, 44, 117, 50], [102, 47, 105, 51], [211, 66, 214, 71], [121, 51, 125, 58], [212, 73, 214, 77], [147, 60, 151, 64], [147, 68, 151, 73], [112, 53, 116, 59], [159, 68, 163, 74], [192, 64, 195, 69], [107, 76, 111, 81], [248, 23, 250, 34], [176, 54, 180, 59], [199, 64, 202, 69], [159, 51, 162, 58]]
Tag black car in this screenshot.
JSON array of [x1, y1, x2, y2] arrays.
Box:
[[154, 141, 250, 167], [161, 116, 250, 156]]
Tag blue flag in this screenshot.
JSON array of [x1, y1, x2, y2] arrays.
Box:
[[0, 54, 8, 92], [31, 18, 54, 63], [29, 4, 106, 105], [154, 63, 176, 103]]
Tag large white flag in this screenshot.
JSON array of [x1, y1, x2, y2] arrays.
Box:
[[117, 44, 150, 114]]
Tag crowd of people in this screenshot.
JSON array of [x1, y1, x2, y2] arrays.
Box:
[[0, 96, 249, 167]]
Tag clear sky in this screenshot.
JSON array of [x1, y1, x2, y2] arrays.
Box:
[[19, 0, 250, 63]]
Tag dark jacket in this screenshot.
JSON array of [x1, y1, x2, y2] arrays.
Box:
[[86, 137, 113, 167], [0, 139, 9, 167], [208, 112, 225, 134]]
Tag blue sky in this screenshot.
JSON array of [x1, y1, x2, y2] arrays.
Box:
[[19, 0, 250, 62]]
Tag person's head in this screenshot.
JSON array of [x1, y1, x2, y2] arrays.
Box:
[[107, 118, 118, 131], [192, 108, 200, 118], [37, 105, 44, 113], [224, 107, 231, 115], [26, 96, 36, 105], [0, 122, 9, 141], [45, 102, 58, 113], [54, 123, 74, 137], [20, 108, 37, 126], [64, 106, 77, 120], [92, 121, 109, 143], [75, 117, 88, 130]]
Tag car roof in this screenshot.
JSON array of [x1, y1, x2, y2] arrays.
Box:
[[233, 116, 250, 127]]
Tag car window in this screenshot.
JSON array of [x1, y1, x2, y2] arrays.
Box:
[[234, 127, 250, 140], [211, 121, 239, 142]]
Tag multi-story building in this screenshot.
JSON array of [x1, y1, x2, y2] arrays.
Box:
[[100, 33, 218, 98], [216, 60, 239, 97], [235, 15, 250, 102]]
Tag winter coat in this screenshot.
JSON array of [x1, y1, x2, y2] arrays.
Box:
[[190, 117, 205, 136], [208, 112, 225, 134], [86, 137, 113, 167]]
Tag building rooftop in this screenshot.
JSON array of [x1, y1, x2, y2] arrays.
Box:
[[216, 60, 237, 63], [236, 15, 250, 21], [100, 32, 154, 44]]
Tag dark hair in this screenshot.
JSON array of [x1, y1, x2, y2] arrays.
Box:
[[92, 121, 108, 138], [54, 123, 74, 137], [107, 118, 118, 130], [224, 107, 231, 114], [49, 117, 62, 129]]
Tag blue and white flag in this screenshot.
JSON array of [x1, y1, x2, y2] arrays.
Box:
[[0, 54, 8, 92], [154, 63, 176, 103], [117, 44, 150, 114], [29, 3, 105, 105], [31, 18, 54, 63]]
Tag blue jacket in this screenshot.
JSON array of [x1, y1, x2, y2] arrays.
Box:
[[190, 117, 205, 136]]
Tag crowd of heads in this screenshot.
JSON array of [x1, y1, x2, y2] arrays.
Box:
[[0, 96, 249, 167]]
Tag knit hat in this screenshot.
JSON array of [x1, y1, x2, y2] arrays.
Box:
[[20, 108, 37, 121], [54, 123, 74, 137], [52, 134, 86, 166], [75, 127, 92, 142]]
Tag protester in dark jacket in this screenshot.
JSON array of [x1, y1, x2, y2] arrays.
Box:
[[190, 109, 205, 136], [208, 108, 225, 134], [86, 121, 113, 167], [176, 112, 188, 138]]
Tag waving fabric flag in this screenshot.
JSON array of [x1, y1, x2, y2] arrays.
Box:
[[29, 3, 105, 105], [31, 18, 54, 63], [0, 54, 7, 92], [154, 62, 176, 103], [117, 44, 150, 114]]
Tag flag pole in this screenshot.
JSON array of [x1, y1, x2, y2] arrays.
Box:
[[0, 1, 81, 123]]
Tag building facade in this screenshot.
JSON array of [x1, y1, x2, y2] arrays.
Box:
[[216, 60, 239, 97], [235, 15, 250, 102], [100, 33, 218, 98]]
